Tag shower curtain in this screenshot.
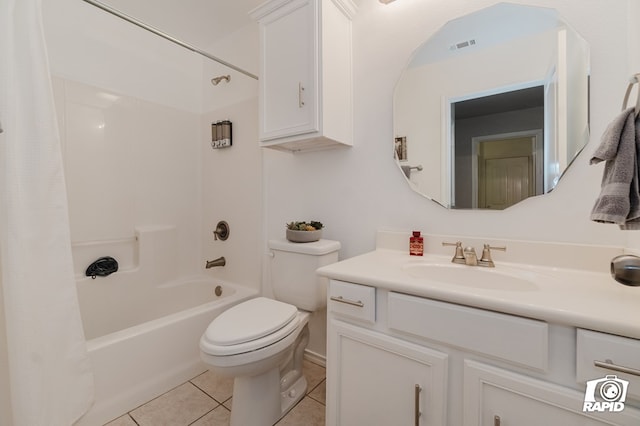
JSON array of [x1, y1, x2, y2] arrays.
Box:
[[0, 0, 94, 424]]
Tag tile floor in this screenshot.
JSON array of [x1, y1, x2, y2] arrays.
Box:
[[104, 360, 326, 426]]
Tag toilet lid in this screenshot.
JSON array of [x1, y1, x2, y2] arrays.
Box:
[[204, 297, 298, 346]]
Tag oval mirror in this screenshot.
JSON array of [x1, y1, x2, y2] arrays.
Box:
[[393, 3, 590, 209]]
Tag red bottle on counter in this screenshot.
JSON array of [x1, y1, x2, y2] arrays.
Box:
[[410, 231, 424, 256]]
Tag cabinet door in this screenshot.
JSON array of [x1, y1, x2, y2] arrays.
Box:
[[464, 360, 640, 426], [327, 320, 447, 426], [259, 0, 318, 141]]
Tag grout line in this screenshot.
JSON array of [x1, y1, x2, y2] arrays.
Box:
[[114, 368, 325, 426], [186, 405, 230, 426], [189, 380, 227, 405], [187, 408, 215, 426], [123, 382, 211, 425], [306, 377, 326, 396], [188, 369, 209, 382], [307, 393, 326, 406]]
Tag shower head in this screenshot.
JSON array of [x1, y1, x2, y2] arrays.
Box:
[[211, 75, 231, 86]]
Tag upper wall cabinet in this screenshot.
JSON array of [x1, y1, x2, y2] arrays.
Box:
[[251, 0, 356, 152]]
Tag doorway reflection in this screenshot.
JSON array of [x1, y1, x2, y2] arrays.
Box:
[[452, 86, 545, 209]]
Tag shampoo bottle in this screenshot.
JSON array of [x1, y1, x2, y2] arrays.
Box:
[[410, 231, 424, 256]]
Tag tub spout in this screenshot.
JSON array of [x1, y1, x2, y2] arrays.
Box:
[[206, 256, 226, 269]]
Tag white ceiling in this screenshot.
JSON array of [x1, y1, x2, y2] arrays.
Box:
[[99, 0, 264, 49]]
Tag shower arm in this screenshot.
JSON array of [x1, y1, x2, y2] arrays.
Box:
[[80, 0, 258, 81]]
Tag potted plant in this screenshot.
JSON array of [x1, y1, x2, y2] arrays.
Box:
[[286, 221, 324, 243]]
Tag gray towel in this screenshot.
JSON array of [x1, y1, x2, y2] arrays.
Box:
[[621, 115, 640, 229], [590, 108, 640, 228]]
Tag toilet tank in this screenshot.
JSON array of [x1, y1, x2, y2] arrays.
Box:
[[268, 239, 340, 311]]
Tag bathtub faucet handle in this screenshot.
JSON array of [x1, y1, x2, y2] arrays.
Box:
[[206, 256, 226, 269], [213, 221, 230, 241]]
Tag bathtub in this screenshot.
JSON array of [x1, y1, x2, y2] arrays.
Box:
[[74, 277, 257, 426]]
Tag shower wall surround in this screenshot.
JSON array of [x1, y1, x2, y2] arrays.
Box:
[[44, 0, 264, 292], [52, 77, 202, 278], [50, 80, 264, 294], [200, 97, 263, 291]]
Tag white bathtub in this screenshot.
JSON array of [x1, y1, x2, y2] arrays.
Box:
[[74, 277, 257, 426]]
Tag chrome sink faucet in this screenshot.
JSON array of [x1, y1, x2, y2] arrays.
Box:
[[442, 242, 506, 267]]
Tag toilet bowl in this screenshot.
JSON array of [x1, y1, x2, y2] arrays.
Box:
[[200, 298, 310, 426], [199, 239, 340, 426]]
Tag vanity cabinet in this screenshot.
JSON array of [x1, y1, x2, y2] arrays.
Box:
[[250, 0, 355, 152], [464, 361, 629, 426], [576, 329, 640, 402], [328, 320, 447, 425], [326, 279, 640, 426]]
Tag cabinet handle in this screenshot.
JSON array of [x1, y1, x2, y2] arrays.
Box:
[[594, 359, 640, 377], [494, 415, 501, 426], [414, 384, 422, 426], [329, 295, 364, 307], [298, 82, 305, 108]]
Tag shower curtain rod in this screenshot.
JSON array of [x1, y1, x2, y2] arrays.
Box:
[[80, 0, 259, 80]]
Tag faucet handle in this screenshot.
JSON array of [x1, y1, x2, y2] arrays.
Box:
[[479, 244, 507, 267], [442, 241, 465, 264], [213, 221, 230, 241]]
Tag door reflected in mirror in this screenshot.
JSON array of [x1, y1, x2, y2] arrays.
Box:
[[453, 85, 544, 209], [393, 3, 590, 209]]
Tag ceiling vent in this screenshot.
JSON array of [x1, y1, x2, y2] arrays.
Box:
[[450, 39, 477, 51]]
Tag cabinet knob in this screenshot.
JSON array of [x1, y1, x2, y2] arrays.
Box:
[[494, 415, 501, 426]]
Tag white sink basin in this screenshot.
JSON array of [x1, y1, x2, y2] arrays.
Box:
[[403, 262, 538, 291]]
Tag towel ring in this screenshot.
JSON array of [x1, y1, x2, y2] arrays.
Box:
[[622, 73, 640, 118]]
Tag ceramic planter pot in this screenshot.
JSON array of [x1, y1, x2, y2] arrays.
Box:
[[286, 229, 322, 243]]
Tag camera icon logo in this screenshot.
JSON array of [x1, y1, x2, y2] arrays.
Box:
[[583, 375, 629, 413]]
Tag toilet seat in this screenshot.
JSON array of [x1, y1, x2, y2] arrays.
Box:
[[200, 297, 300, 356]]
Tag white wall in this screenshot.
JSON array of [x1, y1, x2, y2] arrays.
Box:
[[0, 271, 12, 426], [14, 0, 637, 395], [202, 22, 260, 113], [201, 97, 262, 291], [264, 0, 637, 261], [43, 0, 264, 288], [43, 0, 204, 114], [199, 22, 262, 292]]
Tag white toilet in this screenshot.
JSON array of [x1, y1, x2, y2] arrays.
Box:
[[199, 238, 340, 426]]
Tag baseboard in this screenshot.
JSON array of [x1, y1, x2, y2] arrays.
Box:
[[304, 349, 326, 367]]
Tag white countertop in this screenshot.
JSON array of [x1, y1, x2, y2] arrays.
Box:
[[317, 248, 640, 339]]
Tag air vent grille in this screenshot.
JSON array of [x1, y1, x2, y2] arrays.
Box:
[[450, 39, 476, 51]]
